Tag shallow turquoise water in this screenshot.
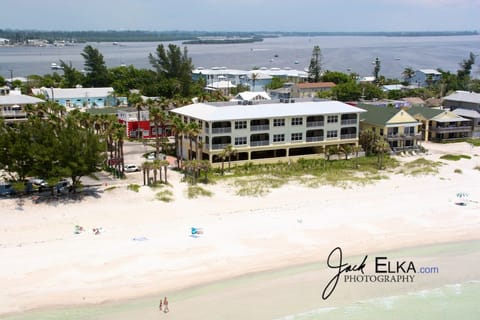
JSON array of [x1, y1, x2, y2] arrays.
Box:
[[276, 281, 480, 320]]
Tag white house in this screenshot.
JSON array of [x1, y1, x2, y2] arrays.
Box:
[[0, 87, 45, 122], [171, 99, 365, 164], [230, 91, 271, 102]]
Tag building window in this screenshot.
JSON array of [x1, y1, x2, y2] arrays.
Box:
[[327, 130, 338, 138], [404, 127, 414, 135], [327, 115, 338, 123], [291, 132, 303, 141], [273, 118, 285, 127], [291, 117, 303, 126], [235, 120, 247, 129], [273, 134, 285, 142], [235, 137, 247, 145]]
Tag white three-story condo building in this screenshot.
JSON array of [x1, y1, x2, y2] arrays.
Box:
[[171, 99, 366, 164]]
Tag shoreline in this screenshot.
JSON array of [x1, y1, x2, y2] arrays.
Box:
[[1, 141, 479, 318], [2, 239, 479, 320]]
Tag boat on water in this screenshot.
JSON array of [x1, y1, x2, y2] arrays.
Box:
[[51, 63, 63, 70], [294, 60, 299, 64]]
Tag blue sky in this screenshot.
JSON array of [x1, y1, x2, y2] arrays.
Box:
[[1, 0, 479, 31]]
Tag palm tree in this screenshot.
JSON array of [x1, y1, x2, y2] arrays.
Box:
[[141, 162, 150, 185], [250, 72, 259, 92], [128, 92, 143, 139], [170, 115, 186, 168], [352, 145, 362, 169], [218, 150, 227, 175], [340, 144, 352, 160], [223, 144, 237, 171], [199, 160, 211, 183], [402, 67, 415, 84], [149, 106, 167, 159], [374, 139, 390, 170], [114, 123, 126, 174], [160, 160, 169, 184], [152, 159, 163, 183], [187, 122, 201, 160]]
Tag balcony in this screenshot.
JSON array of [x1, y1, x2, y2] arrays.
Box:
[[250, 124, 270, 131], [431, 126, 472, 133], [341, 134, 357, 139], [306, 136, 324, 142], [306, 121, 324, 128], [250, 140, 269, 147], [1, 111, 27, 119], [212, 143, 229, 150], [212, 127, 232, 134], [341, 119, 357, 125], [388, 133, 421, 140], [326, 136, 338, 141]]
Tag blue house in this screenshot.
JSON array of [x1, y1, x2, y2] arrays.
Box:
[[32, 87, 127, 108]]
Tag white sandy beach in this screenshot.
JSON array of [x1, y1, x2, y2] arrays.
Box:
[[0, 141, 479, 318]]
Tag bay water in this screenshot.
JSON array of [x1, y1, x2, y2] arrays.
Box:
[[1, 35, 479, 80]]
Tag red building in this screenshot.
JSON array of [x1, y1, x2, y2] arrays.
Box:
[[117, 109, 168, 139]]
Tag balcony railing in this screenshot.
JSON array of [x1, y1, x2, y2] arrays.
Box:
[[250, 140, 269, 147], [250, 124, 270, 131], [341, 119, 357, 125], [341, 134, 357, 139], [388, 133, 421, 140], [306, 136, 324, 142], [306, 121, 324, 127], [1, 111, 27, 119], [205, 128, 209, 134], [431, 126, 472, 132], [212, 143, 229, 150], [326, 136, 338, 140], [212, 127, 232, 134]]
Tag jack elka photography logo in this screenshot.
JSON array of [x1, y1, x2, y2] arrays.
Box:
[[322, 247, 439, 300]]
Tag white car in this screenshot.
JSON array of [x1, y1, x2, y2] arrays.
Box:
[[125, 164, 139, 172]]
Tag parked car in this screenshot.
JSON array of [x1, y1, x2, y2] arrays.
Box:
[[147, 152, 166, 160], [30, 178, 47, 188], [125, 164, 139, 172], [56, 180, 72, 193], [0, 183, 16, 196]]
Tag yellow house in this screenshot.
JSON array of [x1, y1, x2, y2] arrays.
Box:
[[407, 106, 471, 142], [358, 104, 421, 152]]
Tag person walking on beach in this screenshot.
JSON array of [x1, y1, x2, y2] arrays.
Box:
[[163, 296, 169, 313], [158, 298, 163, 311]]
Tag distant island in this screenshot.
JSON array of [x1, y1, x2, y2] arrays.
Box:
[[182, 36, 264, 45], [0, 29, 477, 44]]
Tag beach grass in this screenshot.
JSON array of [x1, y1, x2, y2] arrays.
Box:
[[454, 168, 463, 174], [186, 185, 213, 199], [155, 189, 173, 202], [104, 186, 116, 192], [398, 157, 443, 176], [440, 154, 471, 161], [127, 184, 140, 192], [214, 156, 399, 196]]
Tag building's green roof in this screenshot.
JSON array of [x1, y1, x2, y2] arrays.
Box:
[[407, 106, 444, 119], [357, 103, 403, 126]]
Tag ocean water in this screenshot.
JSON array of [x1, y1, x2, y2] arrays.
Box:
[[275, 281, 480, 320], [1, 35, 479, 79]]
